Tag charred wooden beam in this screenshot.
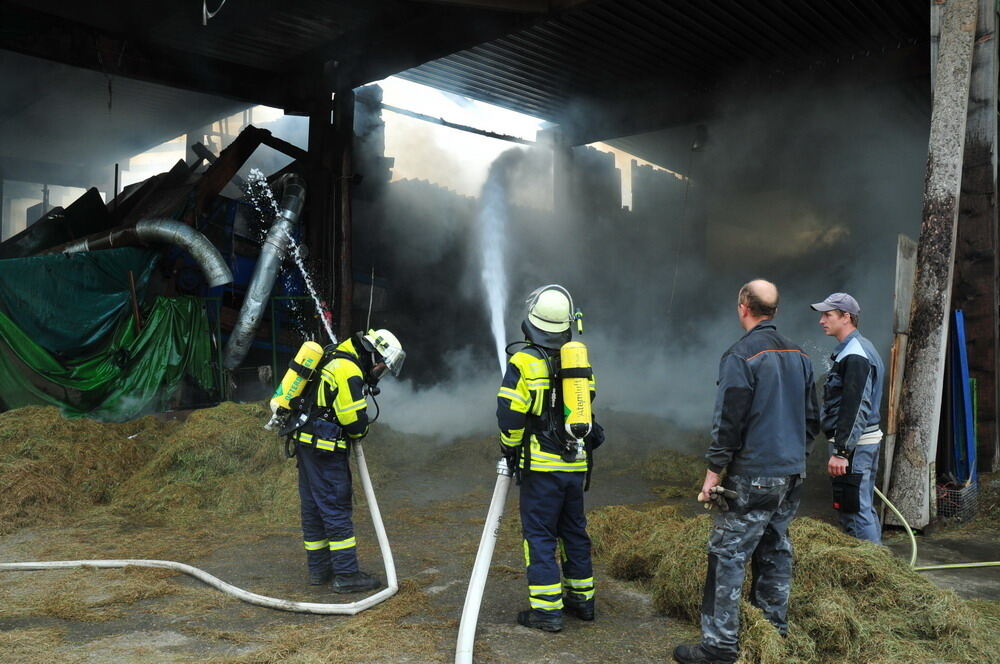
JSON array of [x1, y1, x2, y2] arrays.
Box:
[[306, 94, 337, 339], [889, 0, 978, 529], [334, 90, 355, 340], [379, 102, 534, 145], [185, 126, 270, 223]]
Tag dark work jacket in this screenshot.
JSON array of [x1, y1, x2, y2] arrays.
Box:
[[707, 321, 821, 477], [821, 330, 884, 456]]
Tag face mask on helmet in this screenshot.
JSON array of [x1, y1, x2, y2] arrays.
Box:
[[361, 329, 405, 378]]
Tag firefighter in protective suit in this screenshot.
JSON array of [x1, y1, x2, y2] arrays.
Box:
[[497, 285, 604, 632], [289, 329, 404, 592]]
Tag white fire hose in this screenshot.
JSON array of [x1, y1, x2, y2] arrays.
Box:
[[455, 458, 514, 664], [0, 441, 397, 615]]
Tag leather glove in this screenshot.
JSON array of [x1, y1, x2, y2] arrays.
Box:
[[697, 485, 739, 511], [584, 421, 605, 450]]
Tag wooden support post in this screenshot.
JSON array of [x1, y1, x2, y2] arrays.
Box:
[[334, 89, 356, 341], [889, 0, 977, 529], [882, 234, 918, 523], [952, 0, 999, 471], [306, 94, 336, 338]]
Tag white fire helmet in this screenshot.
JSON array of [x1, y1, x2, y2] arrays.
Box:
[[526, 285, 574, 333], [363, 328, 405, 377]]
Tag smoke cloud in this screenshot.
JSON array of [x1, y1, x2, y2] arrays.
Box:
[[360, 76, 928, 443]]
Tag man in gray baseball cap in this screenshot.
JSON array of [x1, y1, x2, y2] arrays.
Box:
[[811, 292, 861, 316], [811, 292, 885, 543]]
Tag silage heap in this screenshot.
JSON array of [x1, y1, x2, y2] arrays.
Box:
[[589, 505, 1000, 664]]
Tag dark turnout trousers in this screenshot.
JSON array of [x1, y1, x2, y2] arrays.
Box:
[[701, 474, 801, 659], [297, 444, 359, 577], [520, 470, 595, 616]]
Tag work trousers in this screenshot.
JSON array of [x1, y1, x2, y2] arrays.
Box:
[[297, 442, 358, 576], [832, 441, 883, 544], [520, 470, 594, 616], [701, 474, 800, 660]]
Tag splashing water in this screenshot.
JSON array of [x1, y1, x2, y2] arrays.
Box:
[[280, 228, 337, 345], [478, 162, 511, 374], [245, 169, 337, 346]]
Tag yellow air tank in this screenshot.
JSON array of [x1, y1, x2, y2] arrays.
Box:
[[270, 341, 325, 412], [560, 341, 593, 442]]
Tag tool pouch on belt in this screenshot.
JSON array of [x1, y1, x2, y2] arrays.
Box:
[[831, 472, 863, 513], [311, 420, 345, 454]]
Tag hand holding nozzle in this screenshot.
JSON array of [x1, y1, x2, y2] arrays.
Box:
[[697, 485, 738, 511]]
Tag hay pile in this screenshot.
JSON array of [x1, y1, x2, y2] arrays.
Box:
[[638, 451, 705, 498], [0, 402, 298, 533], [589, 506, 1000, 664]]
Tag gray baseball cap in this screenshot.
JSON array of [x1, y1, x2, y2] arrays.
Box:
[[811, 292, 860, 315]]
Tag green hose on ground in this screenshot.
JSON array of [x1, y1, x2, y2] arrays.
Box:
[[873, 486, 1000, 571]]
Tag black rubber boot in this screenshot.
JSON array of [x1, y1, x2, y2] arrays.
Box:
[[332, 571, 380, 594], [307, 550, 332, 586], [516, 609, 563, 633], [672, 644, 736, 664], [308, 569, 333, 585], [563, 593, 595, 621]]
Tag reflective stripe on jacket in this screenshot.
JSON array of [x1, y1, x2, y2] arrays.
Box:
[[298, 338, 369, 448], [496, 346, 596, 472]]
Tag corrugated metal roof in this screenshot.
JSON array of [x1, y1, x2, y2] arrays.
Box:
[[398, 0, 930, 125]]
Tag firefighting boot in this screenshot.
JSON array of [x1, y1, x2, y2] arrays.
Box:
[[332, 571, 380, 594], [563, 592, 595, 621], [516, 609, 563, 633], [307, 550, 333, 586], [672, 644, 736, 664]]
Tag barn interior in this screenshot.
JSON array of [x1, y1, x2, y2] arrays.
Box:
[[1, 1, 998, 663]]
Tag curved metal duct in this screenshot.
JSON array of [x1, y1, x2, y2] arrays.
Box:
[[61, 219, 233, 288], [222, 173, 306, 369]]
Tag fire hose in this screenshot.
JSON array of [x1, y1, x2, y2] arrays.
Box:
[[873, 486, 1000, 572], [455, 458, 514, 664], [0, 440, 398, 615]]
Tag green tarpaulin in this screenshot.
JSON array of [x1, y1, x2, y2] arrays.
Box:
[[0, 248, 157, 356], [0, 296, 215, 421]]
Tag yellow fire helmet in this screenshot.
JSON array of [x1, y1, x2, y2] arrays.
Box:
[[362, 328, 405, 377], [526, 284, 584, 334]]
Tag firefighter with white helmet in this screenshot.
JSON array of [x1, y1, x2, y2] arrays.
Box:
[[276, 328, 404, 592], [496, 284, 604, 632]]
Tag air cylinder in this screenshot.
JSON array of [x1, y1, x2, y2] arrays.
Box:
[[560, 341, 592, 441], [270, 341, 324, 411]]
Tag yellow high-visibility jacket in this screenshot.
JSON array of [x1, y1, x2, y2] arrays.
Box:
[[295, 338, 369, 452], [496, 345, 596, 472]]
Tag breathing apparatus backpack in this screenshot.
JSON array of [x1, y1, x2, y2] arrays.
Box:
[[505, 339, 597, 488], [269, 339, 373, 454]]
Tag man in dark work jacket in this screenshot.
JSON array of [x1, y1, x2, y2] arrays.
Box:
[[674, 279, 820, 664]]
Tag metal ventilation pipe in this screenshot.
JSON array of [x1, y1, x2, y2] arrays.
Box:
[[60, 219, 233, 288], [222, 173, 306, 369]]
